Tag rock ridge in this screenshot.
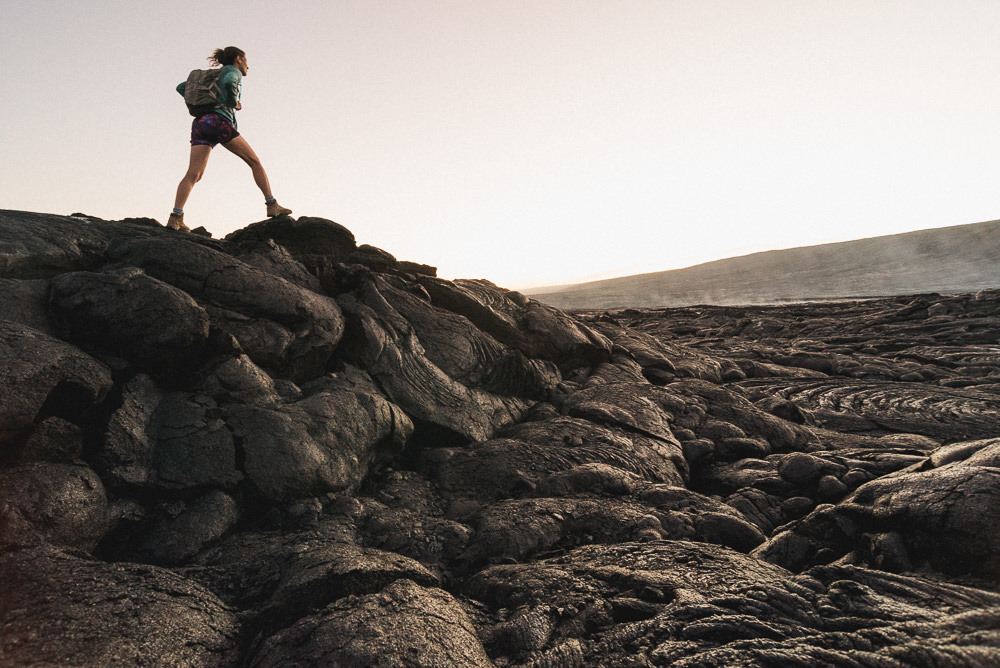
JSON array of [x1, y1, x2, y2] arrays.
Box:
[[2, 209, 1000, 666]]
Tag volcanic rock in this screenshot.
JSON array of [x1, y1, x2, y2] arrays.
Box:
[[2, 209, 1000, 666]]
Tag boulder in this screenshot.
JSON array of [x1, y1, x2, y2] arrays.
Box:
[[248, 579, 493, 668], [846, 463, 1000, 577], [419, 276, 613, 368], [671, 379, 813, 451], [0, 545, 239, 666], [465, 497, 670, 566], [561, 382, 690, 443], [225, 215, 357, 260], [0, 211, 117, 277], [16, 416, 84, 464], [260, 542, 439, 624], [196, 351, 281, 405], [0, 462, 111, 551], [149, 393, 240, 490], [225, 380, 412, 502], [0, 321, 112, 451], [0, 277, 55, 334], [337, 281, 531, 444], [231, 238, 325, 292], [50, 267, 212, 375], [358, 499, 473, 572], [376, 274, 561, 399], [122, 490, 241, 565], [756, 461, 1000, 579], [590, 319, 726, 383], [108, 237, 345, 381], [97, 373, 163, 487], [97, 377, 240, 491], [432, 416, 687, 506]]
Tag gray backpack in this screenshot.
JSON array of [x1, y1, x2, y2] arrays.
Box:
[[183, 68, 222, 117]]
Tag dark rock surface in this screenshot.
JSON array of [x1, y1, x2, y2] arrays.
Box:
[[2, 208, 1000, 666]]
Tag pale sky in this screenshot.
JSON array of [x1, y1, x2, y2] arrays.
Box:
[[3, 0, 1000, 290]]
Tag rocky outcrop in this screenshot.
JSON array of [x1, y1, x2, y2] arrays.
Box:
[[2, 209, 1000, 666]]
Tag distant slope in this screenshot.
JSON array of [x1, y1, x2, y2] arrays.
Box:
[[527, 219, 1000, 309]]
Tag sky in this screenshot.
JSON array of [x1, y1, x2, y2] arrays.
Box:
[[3, 0, 1000, 291]]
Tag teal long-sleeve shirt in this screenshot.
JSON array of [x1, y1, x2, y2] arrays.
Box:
[[176, 64, 242, 128]]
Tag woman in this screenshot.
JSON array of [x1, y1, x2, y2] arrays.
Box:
[[168, 46, 291, 231]]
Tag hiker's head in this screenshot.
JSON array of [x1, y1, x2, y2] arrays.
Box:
[[209, 47, 247, 74]]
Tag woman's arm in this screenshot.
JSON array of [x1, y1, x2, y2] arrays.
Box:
[[216, 66, 242, 110]]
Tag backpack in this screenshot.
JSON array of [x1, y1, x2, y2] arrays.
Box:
[[183, 68, 222, 117]]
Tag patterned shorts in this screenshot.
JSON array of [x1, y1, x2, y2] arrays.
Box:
[[190, 113, 240, 147]]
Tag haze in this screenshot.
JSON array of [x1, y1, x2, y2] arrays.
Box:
[[3, 0, 999, 290]]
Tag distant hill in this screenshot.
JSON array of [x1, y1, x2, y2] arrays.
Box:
[[527, 219, 1000, 309]]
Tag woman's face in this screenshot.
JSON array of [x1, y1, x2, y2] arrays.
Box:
[[235, 55, 249, 76]]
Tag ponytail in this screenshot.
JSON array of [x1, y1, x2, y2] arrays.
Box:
[[208, 46, 245, 67]]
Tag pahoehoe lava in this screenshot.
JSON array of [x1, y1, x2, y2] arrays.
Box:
[[2, 209, 1000, 666]]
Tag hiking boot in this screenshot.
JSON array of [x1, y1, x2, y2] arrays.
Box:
[[167, 213, 190, 232], [266, 200, 292, 217]]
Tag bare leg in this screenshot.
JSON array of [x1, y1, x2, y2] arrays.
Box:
[[174, 145, 213, 209], [222, 135, 272, 198]]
